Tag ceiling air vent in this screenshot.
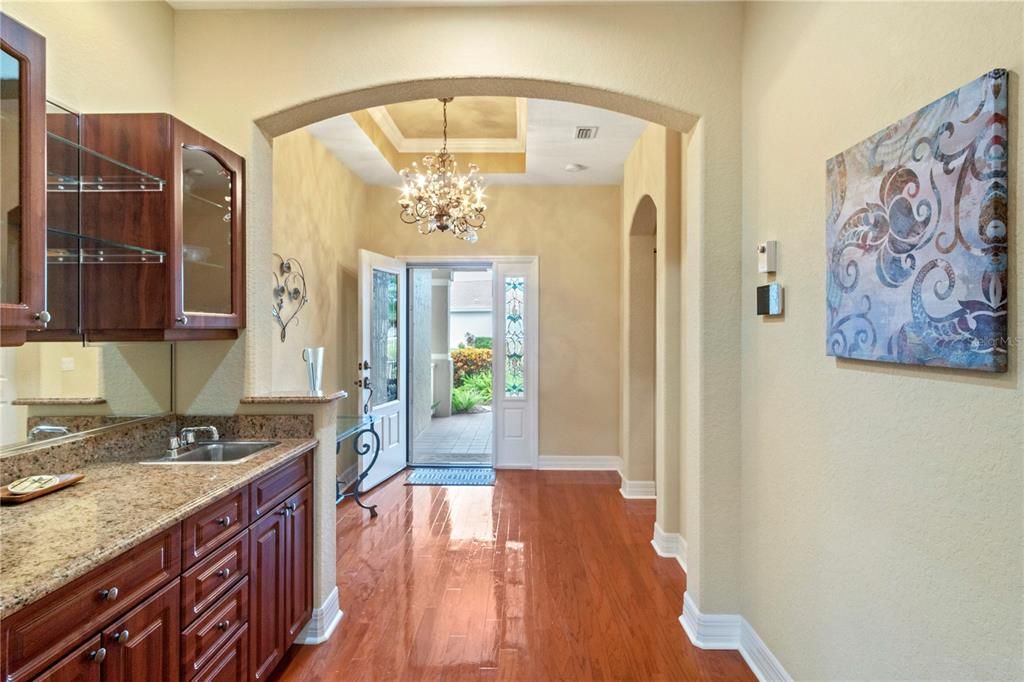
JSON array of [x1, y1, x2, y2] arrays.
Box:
[[573, 126, 599, 140]]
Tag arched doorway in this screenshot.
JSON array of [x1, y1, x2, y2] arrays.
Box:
[[219, 74, 736, 645]]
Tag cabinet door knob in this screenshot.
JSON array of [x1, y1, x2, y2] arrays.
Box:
[[89, 647, 107, 663], [177, 315, 189, 325], [277, 507, 290, 516], [217, 620, 230, 631], [34, 310, 51, 327], [216, 567, 231, 580], [285, 502, 297, 512], [99, 587, 119, 601], [217, 515, 232, 526], [112, 629, 130, 643]]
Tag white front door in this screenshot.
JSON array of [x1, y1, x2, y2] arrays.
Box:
[[492, 259, 539, 468], [358, 249, 407, 491]]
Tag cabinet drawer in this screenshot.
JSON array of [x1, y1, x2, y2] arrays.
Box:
[[250, 451, 311, 518], [33, 636, 103, 682], [182, 529, 249, 626], [0, 526, 180, 681], [193, 623, 248, 682], [182, 488, 249, 569], [181, 576, 249, 682]]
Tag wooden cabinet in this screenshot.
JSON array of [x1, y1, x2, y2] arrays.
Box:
[[284, 485, 313, 646], [0, 13, 47, 346], [0, 450, 312, 682], [74, 113, 245, 340], [101, 580, 180, 682], [249, 482, 313, 679]]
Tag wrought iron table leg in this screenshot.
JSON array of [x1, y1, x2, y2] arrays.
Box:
[[337, 424, 381, 518]]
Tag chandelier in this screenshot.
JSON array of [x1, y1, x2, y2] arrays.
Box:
[[398, 98, 487, 243]]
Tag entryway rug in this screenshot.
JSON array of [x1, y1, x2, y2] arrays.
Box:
[[406, 467, 495, 486]]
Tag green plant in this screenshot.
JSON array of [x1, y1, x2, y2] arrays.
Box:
[[472, 336, 492, 349], [451, 385, 483, 413], [451, 347, 492, 386], [462, 370, 493, 403]]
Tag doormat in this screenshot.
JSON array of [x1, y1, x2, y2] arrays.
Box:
[[406, 467, 495, 486]]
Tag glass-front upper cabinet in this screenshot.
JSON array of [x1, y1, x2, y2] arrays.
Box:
[[0, 14, 46, 346], [172, 122, 244, 331]]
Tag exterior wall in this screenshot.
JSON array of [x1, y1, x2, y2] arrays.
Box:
[[740, 2, 1024, 679], [361, 184, 622, 459]]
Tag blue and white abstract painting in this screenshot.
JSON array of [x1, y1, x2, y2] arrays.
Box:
[[826, 69, 1009, 372]]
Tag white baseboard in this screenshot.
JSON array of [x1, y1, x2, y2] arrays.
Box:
[[651, 522, 687, 571], [619, 478, 656, 499], [337, 463, 358, 491], [538, 454, 623, 470], [295, 587, 344, 645], [680, 592, 791, 681]]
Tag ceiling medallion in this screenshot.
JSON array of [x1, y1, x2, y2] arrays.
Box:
[[398, 98, 487, 243]]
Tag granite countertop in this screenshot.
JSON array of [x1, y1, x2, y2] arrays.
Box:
[[240, 390, 348, 404], [0, 437, 317, 619]]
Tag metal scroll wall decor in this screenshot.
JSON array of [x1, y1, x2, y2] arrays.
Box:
[[272, 253, 308, 342]]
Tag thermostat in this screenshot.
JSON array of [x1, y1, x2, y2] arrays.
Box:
[[757, 240, 777, 273], [756, 283, 783, 316]]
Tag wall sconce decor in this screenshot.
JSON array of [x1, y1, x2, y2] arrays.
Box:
[[272, 253, 308, 342]]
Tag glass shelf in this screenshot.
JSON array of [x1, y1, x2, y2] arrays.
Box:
[[47, 132, 166, 192], [47, 228, 166, 265]]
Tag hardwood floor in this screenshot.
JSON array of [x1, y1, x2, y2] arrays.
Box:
[[273, 470, 754, 681]]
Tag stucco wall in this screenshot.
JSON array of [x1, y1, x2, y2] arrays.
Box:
[[361, 184, 623, 458], [271, 129, 362, 407], [741, 2, 1024, 679]]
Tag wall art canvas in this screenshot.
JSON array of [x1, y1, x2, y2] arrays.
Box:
[[826, 69, 1009, 372]]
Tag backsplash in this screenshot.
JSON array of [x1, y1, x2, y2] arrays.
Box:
[[0, 414, 315, 485]]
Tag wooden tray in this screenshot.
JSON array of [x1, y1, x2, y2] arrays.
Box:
[[0, 473, 85, 505]]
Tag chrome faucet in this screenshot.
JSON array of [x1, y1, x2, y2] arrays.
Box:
[[28, 424, 72, 440], [179, 425, 220, 445]]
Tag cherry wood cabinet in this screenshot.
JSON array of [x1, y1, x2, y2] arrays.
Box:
[[101, 580, 180, 682], [76, 113, 245, 340], [0, 13, 47, 346], [1, 449, 313, 682]]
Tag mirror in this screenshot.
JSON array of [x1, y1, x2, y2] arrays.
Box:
[[0, 340, 173, 449], [182, 146, 232, 315], [0, 101, 174, 451], [1, 45, 22, 305]]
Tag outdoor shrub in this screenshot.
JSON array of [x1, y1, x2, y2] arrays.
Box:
[[473, 336, 493, 349], [462, 370, 493, 403], [451, 347, 492, 386], [451, 385, 483, 413]]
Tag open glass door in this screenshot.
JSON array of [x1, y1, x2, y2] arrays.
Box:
[[357, 249, 407, 491], [493, 260, 538, 468]]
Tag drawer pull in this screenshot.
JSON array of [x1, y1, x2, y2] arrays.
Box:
[[217, 620, 230, 631], [89, 648, 107, 663], [217, 515, 232, 527], [216, 567, 231, 580], [112, 629, 130, 643], [285, 502, 297, 512], [99, 587, 119, 602]]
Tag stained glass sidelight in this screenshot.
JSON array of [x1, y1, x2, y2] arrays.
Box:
[[504, 277, 525, 398], [371, 269, 399, 407]]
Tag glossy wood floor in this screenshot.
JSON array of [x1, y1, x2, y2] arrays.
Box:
[[273, 470, 754, 681]]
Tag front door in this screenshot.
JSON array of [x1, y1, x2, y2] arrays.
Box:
[[358, 249, 407, 491]]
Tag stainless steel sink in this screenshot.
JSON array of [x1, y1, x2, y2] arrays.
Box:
[[141, 440, 279, 465]]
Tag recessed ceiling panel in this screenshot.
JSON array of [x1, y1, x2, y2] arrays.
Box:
[[384, 97, 519, 139]]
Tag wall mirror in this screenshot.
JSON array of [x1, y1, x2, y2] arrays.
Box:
[[0, 101, 174, 451]]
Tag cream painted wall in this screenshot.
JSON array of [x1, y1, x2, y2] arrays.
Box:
[[741, 3, 1023, 679], [3, 1, 174, 114], [621, 124, 685, 537], [271, 129, 362, 410], [360, 184, 622, 458]]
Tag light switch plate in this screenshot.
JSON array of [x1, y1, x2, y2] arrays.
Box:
[[757, 240, 777, 273]]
